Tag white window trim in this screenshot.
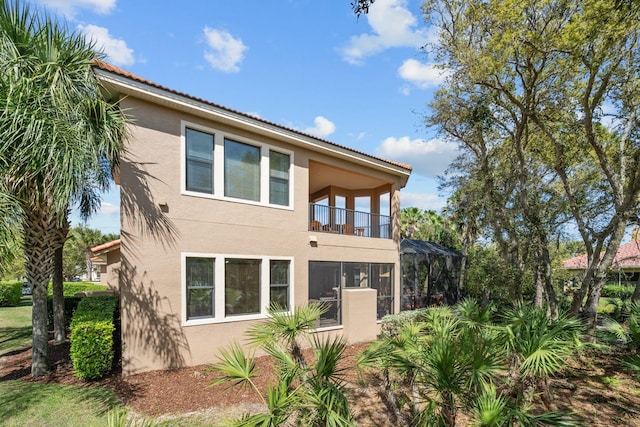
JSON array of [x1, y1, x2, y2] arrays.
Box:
[[182, 252, 295, 326], [180, 120, 294, 210]]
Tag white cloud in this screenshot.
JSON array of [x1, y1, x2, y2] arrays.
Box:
[[398, 59, 448, 88], [340, 0, 429, 64], [37, 0, 116, 19], [203, 27, 247, 73], [377, 136, 459, 177], [98, 201, 119, 215], [78, 24, 134, 66], [304, 116, 336, 138], [400, 191, 446, 211]]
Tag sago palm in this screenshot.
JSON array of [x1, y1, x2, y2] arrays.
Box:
[[0, 0, 127, 376]]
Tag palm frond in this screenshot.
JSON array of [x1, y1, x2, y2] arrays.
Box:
[[209, 343, 258, 391], [470, 381, 508, 427]]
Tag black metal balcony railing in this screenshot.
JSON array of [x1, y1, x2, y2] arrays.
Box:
[[308, 203, 391, 239]]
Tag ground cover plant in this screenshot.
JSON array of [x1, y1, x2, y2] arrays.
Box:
[[358, 300, 582, 426], [2, 297, 640, 425]]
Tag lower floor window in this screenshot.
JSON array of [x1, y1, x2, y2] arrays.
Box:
[[225, 259, 261, 316], [308, 261, 394, 326], [186, 257, 215, 319], [184, 254, 292, 323]]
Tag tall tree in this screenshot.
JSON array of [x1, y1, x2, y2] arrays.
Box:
[[399, 207, 460, 248], [0, 1, 127, 376], [384, 0, 639, 334]]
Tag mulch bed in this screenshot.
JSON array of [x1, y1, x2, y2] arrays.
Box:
[[2, 340, 640, 425]]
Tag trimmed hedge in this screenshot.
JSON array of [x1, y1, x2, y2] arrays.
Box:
[[0, 281, 22, 307], [602, 284, 635, 300], [48, 282, 108, 298], [70, 296, 118, 380]]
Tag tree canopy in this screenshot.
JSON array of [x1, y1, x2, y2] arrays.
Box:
[[0, 0, 128, 376]]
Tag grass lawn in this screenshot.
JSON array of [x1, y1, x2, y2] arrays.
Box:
[[0, 380, 121, 427], [0, 295, 215, 427], [0, 297, 32, 356]]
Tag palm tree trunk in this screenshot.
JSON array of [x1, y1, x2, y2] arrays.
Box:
[[23, 206, 57, 377], [52, 246, 65, 343], [537, 377, 557, 411], [52, 219, 69, 344], [381, 368, 408, 426]]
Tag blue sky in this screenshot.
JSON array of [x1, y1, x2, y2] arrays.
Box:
[[37, 0, 460, 234]]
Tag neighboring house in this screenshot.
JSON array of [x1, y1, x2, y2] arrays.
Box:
[[562, 238, 640, 285], [93, 62, 412, 375], [89, 239, 121, 287]]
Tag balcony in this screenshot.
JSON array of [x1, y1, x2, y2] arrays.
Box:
[[309, 203, 391, 239]]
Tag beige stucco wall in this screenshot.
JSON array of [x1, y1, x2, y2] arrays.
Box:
[[103, 249, 121, 291], [117, 96, 405, 375]]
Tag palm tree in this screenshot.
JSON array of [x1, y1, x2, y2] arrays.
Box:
[[211, 304, 353, 426], [0, 0, 127, 376], [359, 301, 578, 426], [498, 303, 583, 412]]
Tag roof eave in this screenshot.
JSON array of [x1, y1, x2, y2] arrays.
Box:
[[94, 67, 411, 187]]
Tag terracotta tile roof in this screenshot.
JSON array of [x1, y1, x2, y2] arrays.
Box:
[[92, 60, 412, 173], [562, 240, 640, 270], [90, 239, 121, 256]]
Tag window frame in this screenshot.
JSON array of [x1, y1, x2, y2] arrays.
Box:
[[182, 253, 294, 326], [181, 121, 294, 209], [185, 127, 215, 194]]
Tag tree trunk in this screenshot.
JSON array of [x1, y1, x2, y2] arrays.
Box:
[[23, 206, 57, 377], [534, 266, 544, 309], [583, 222, 627, 340], [52, 219, 69, 344], [52, 246, 65, 344], [540, 247, 559, 320]]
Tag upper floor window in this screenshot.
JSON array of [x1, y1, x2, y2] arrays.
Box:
[[224, 139, 261, 201], [185, 128, 214, 193], [182, 122, 293, 208], [269, 150, 290, 206]]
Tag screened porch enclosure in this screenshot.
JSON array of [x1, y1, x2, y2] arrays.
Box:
[[400, 239, 464, 311], [308, 261, 394, 327]]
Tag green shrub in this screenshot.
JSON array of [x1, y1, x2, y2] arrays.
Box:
[[0, 281, 22, 307], [48, 282, 108, 298], [380, 308, 430, 338], [602, 284, 635, 300], [70, 296, 118, 380]]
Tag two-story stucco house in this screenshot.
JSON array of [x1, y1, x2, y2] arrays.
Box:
[[93, 62, 411, 375]]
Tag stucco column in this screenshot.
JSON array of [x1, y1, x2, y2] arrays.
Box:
[[342, 288, 378, 344]]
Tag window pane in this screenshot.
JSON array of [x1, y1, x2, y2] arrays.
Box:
[[270, 260, 290, 310], [186, 257, 214, 319], [188, 288, 214, 318], [186, 128, 214, 193], [224, 139, 260, 201], [269, 151, 290, 206], [225, 258, 261, 316], [187, 160, 213, 193], [270, 286, 288, 309]]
